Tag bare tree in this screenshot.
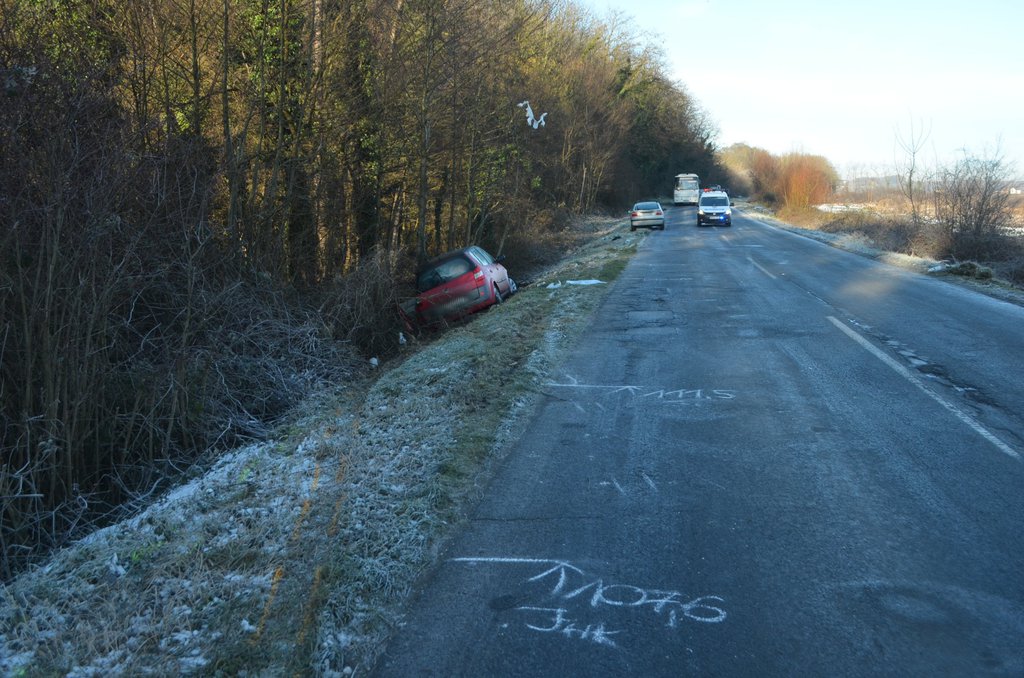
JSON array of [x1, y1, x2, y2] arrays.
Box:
[[894, 117, 932, 225]]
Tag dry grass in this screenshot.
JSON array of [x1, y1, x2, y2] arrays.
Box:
[[774, 204, 832, 229], [0, 214, 642, 676]]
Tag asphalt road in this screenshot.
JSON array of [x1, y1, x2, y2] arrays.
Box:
[[372, 206, 1024, 676]]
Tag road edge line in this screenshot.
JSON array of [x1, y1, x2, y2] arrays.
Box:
[[827, 315, 1019, 460]]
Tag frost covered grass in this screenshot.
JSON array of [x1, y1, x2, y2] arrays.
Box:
[[0, 215, 641, 677]]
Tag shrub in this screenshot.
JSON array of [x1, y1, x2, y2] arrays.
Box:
[[935, 150, 1015, 260], [945, 261, 993, 280], [1003, 258, 1024, 286], [319, 248, 415, 360], [493, 205, 585, 281]]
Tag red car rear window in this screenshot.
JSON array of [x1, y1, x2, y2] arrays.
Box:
[[416, 255, 475, 292]]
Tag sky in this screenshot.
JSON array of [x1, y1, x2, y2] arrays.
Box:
[[578, 0, 1023, 179]]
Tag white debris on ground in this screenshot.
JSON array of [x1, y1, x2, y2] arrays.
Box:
[[545, 279, 606, 288], [816, 203, 869, 213]]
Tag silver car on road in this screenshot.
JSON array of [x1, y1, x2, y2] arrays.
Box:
[[630, 201, 666, 231]]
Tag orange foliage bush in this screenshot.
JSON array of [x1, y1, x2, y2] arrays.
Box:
[[720, 144, 838, 209], [778, 153, 838, 208]]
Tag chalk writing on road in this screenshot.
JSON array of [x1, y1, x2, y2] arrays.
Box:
[[452, 557, 726, 649], [516, 607, 622, 647], [546, 375, 735, 402]]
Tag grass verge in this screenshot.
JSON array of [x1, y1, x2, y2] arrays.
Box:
[[0, 215, 643, 677]]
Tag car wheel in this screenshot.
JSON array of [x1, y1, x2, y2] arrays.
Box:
[[630, 225, 636, 231], [493, 284, 504, 304], [507, 277, 518, 295]]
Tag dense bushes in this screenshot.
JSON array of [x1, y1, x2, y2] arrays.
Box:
[[0, 65, 363, 573]]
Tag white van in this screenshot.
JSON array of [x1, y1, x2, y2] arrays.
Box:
[[696, 190, 732, 227]]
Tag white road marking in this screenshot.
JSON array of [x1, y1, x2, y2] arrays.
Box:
[[747, 256, 777, 280], [827, 316, 1019, 460], [451, 557, 584, 573]]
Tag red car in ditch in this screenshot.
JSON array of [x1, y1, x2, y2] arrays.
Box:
[[403, 246, 517, 327]]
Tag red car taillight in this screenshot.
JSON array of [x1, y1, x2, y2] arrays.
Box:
[[630, 211, 639, 217]]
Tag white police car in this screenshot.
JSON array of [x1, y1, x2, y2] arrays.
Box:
[[696, 190, 732, 227]]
